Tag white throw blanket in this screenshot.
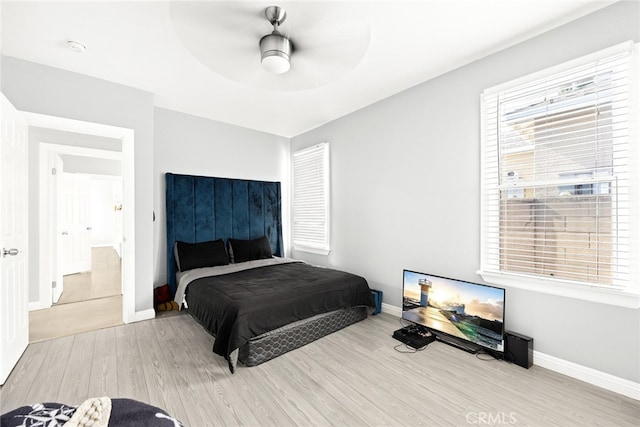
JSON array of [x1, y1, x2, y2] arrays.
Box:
[[64, 397, 111, 427]]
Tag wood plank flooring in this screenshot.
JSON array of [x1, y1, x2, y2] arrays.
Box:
[[30, 246, 123, 343], [57, 247, 121, 305], [29, 295, 123, 343], [1, 313, 638, 426]]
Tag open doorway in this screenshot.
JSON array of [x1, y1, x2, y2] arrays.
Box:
[[54, 173, 123, 307], [24, 113, 136, 342], [33, 156, 124, 342]]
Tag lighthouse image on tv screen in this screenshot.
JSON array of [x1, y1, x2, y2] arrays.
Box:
[[402, 270, 505, 352]]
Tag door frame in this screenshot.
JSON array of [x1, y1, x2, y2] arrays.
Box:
[[47, 151, 63, 304], [26, 112, 136, 324], [39, 144, 122, 305]]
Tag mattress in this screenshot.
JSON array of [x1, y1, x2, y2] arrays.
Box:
[[238, 306, 369, 366]]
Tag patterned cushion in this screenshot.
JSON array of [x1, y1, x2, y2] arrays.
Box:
[[0, 399, 183, 427]]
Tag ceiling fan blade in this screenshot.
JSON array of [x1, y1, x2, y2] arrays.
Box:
[[169, 1, 372, 91], [170, 1, 264, 40], [170, 1, 268, 81]]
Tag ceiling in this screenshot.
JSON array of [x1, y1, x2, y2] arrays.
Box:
[[1, 0, 615, 137]]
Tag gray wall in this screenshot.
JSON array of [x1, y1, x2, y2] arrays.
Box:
[[291, 1, 640, 382], [153, 107, 290, 286], [1, 56, 155, 313]]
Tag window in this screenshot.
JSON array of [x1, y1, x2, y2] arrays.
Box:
[[479, 42, 639, 307], [292, 143, 330, 254]]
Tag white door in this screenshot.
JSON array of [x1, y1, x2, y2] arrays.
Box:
[[61, 173, 92, 275], [0, 93, 29, 385], [50, 153, 64, 303]]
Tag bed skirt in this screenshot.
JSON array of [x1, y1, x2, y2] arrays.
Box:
[[239, 306, 369, 367]]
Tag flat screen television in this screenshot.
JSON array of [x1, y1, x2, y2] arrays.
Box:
[[402, 270, 505, 355]]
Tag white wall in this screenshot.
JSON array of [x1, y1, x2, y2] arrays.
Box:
[[291, 1, 640, 383], [2, 56, 155, 313], [0, 0, 3, 84], [61, 155, 121, 176], [153, 107, 290, 286]]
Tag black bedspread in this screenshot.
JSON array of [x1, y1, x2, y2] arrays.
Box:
[[185, 262, 374, 364]]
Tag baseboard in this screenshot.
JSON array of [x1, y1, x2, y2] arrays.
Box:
[[29, 298, 55, 312], [28, 301, 48, 312], [533, 350, 640, 401], [381, 303, 639, 401], [131, 308, 155, 323], [381, 302, 401, 317]]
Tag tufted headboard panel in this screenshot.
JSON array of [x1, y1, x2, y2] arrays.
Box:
[[165, 173, 283, 295]]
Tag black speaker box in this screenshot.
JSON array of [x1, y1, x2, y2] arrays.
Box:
[[505, 331, 533, 369]]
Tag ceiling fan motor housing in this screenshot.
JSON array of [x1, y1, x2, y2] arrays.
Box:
[[260, 31, 292, 73]]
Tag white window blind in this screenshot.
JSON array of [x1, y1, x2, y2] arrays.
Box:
[[292, 143, 330, 254], [480, 42, 637, 297]]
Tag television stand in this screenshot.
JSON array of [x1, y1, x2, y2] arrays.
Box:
[[432, 332, 504, 359], [432, 332, 482, 353], [392, 326, 436, 349]]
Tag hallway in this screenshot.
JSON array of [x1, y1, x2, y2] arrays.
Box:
[[29, 247, 123, 343]]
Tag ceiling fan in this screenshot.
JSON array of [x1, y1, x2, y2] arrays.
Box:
[[169, 2, 371, 91], [259, 6, 292, 74]]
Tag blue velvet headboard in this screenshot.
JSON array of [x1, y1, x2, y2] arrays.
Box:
[[165, 173, 284, 296]]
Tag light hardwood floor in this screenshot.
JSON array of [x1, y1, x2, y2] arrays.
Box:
[[1, 312, 638, 426], [29, 247, 123, 343], [57, 247, 122, 305], [29, 295, 123, 343]]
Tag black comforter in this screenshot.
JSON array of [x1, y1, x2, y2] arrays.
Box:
[[185, 261, 374, 366]]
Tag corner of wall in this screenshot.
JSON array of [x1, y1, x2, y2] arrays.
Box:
[[381, 303, 639, 401]]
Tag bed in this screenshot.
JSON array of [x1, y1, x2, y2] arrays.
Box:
[[165, 173, 375, 372]]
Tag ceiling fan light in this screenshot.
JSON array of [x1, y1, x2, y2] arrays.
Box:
[[260, 32, 292, 74], [262, 52, 290, 74]]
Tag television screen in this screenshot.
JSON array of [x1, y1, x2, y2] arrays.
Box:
[[402, 270, 505, 353]]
